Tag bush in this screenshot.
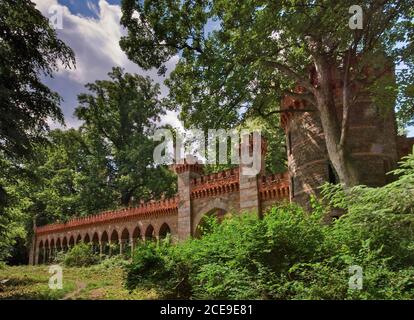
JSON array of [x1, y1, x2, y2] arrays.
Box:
[[92, 255, 129, 271], [63, 243, 99, 267], [124, 151, 414, 299]]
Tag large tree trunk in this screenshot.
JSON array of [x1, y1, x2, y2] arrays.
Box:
[[314, 59, 361, 188]]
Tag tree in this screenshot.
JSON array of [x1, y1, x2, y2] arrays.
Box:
[[0, 0, 74, 261], [75, 67, 176, 206], [120, 0, 414, 187], [0, 0, 74, 160]]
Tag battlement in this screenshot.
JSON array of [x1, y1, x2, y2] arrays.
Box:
[[36, 196, 179, 236]]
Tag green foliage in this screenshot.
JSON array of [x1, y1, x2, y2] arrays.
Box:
[[0, 0, 74, 261], [125, 152, 414, 299], [75, 67, 177, 206], [92, 255, 129, 271], [0, 0, 74, 160], [63, 243, 99, 267], [120, 0, 414, 129]]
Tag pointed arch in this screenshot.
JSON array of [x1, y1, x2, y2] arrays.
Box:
[[121, 228, 129, 240], [132, 226, 141, 240], [69, 235, 75, 247], [76, 234, 82, 244], [145, 225, 155, 241], [62, 237, 68, 252], [158, 223, 171, 239], [110, 229, 119, 242], [56, 238, 61, 250], [92, 232, 99, 243], [84, 234, 91, 243], [101, 231, 108, 243]]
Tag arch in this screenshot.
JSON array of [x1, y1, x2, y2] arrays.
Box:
[[38, 240, 44, 264], [69, 235, 75, 247], [62, 237, 68, 251], [50, 239, 55, 262], [56, 238, 61, 250], [44, 239, 50, 263], [132, 226, 141, 240], [89, 232, 98, 254], [121, 228, 129, 241], [194, 207, 227, 238], [92, 232, 99, 243], [158, 223, 171, 239], [193, 199, 229, 237], [101, 231, 109, 243], [110, 229, 119, 242], [144, 224, 155, 241], [84, 234, 91, 243], [76, 234, 82, 244], [120, 228, 130, 256], [100, 231, 109, 255]]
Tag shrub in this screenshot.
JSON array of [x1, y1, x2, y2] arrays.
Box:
[[63, 243, 99, 267], [124, 151, 414, 299], [92, 255, 129, 271]]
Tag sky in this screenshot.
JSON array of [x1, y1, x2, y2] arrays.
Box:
[[33, 0, 413, 137], [33, 0, 181, 130]]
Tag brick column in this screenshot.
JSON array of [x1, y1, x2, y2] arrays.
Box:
[[99, 242, 103, 259], [173, 159, 203, 241], [130, 237, 134, 256], [239, 133, 266, 215]]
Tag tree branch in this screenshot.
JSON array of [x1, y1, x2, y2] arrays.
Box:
[[263, 60, 316, 94]]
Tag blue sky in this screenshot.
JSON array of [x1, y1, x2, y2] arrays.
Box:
[[33, 0, 413, 137]]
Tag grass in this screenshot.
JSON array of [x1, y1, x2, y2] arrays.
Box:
[[0, 264, 158, 300]]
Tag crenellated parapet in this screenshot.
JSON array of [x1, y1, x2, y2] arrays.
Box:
[[191, 168, 239, 199], [36, 196, 179, 236], [259, 172, 290, 201]]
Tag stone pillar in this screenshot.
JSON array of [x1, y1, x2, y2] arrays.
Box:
[[120, 240, 124, 255], [173, 159, 203, 241], [42, 247, 46, 265], [35, 247, 39, 265], [239, 133, 266, 215], [108, 241, 112, 256], [130, 237, 135, 256], [99, 242, 103, 259]]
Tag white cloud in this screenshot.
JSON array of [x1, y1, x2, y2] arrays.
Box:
[[33, 0, 181, 129]]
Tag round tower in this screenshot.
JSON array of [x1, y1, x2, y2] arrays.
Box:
[[281, 63, 399, 208]]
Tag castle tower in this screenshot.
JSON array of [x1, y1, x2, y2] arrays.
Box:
[[281, 64, 399, 209]]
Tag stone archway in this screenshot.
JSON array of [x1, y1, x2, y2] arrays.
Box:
[[38, 240, 44, 264], [110, 230, 119, 256], [120, 228, 130, 255], [192, 198, 229, 237], [144, 225, 155, 241], [158, 223, 171, 239], [101, 231, 109, 256]]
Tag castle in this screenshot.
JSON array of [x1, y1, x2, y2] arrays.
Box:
[[29, 66, 414, 265]]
